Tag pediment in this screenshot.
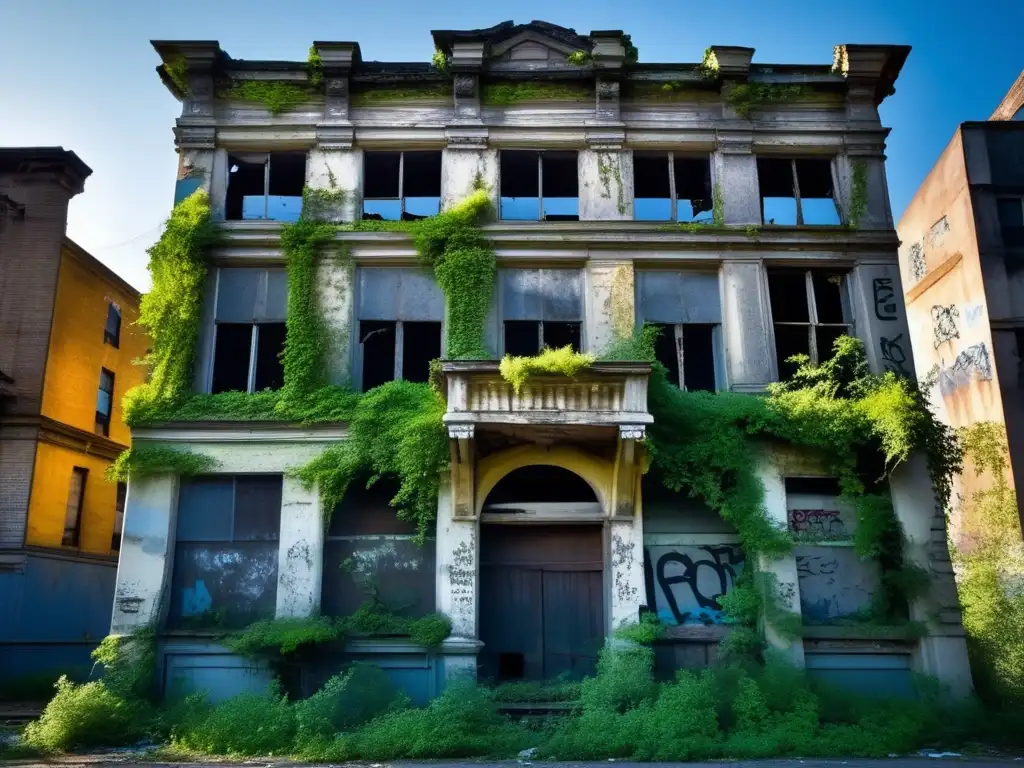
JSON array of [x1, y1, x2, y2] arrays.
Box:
[[491, 31, 580, 62]]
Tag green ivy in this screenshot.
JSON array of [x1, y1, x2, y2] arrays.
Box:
[[728, 83, 811, 118], [106, 444, 218, 483], [431, 49, 450, 74], [164, 54, 190, 95], [350, 84, 453, 107], [567, 50, 593, 66], [222, 80, 315, 114], [481, 81, 593, 105], [847, 160, 868, 229], [307, 46, 324, 87]]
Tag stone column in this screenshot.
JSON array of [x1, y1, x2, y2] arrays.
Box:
[[441, 134, 497, 210], [275, 477, 324, 618], [721, 261, 774, 391], [714, 135, 761, 225], [756, 457, 805, 666], [434, 473, 482, 680], [585, 260, 634, 354], [848, 262, 916, 378], [579, 142, 632, 221], [110, 474, 179, 635], [890, 454, 974, 697]]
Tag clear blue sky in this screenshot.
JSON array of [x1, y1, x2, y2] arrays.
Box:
[[1, 0, 1021, 291]]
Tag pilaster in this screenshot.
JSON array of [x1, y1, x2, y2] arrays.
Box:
[[441, 129, 497, 210], [848, 263, 915, 378], [450, 41, 485, 122], [435, 474, 479, 641], [714, 133, 761, 225], [579, 138, 632, 221], [585, 260, 634, 354], [275, 477, 324, 618], [721, 261, 774, 391]]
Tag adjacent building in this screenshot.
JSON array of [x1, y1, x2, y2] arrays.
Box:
[[0, 148, 148, 684], [112, 23, 972, 703], [896, 69, 1024, 542]]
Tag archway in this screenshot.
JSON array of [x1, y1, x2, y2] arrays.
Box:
[[478, 465, 605, 683]]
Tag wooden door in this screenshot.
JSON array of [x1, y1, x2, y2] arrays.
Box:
[[479, 525, 604, 682]]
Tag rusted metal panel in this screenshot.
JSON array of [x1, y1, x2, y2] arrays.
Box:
[[635, 271, 722, 324], [500, 269, 582, 321], [357, 267, 445, 321]]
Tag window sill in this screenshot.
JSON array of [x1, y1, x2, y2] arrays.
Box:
[[800, 624, 920, 642]]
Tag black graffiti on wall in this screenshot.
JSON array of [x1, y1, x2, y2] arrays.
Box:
[[880, 333, 909, 375], [873, 278, 898, 322], [650, 545, 745, 625], [930, 304, 960, 349]]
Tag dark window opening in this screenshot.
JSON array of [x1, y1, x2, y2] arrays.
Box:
[[812, 272, 846, 324], [402, 321, 442, 383], [95, 368, 114, 437], [543, 321, 581, 352], [112, 482, 126, 552], [682, 324, 716, 392], [500, 150, 579, 221], [815, 325, 846, 363], [234, 475, 285, 541], [1016, 329, 1024, 368], [767, 270, 811, 323], [364, 151, 442, 221], [786, 477, 842, 496], [212, 323, 253, 394], [768, 268, 850, 380], [104, 303, 121, 348], [361, 320, 397, 391], [504, 321, 541, 357], [998, 197, 1024, 247], [775, 324, 811, 380], [674, 156, 713, 221], [62, 467, 88, 548], [485, 465, 598, 505], [226, 153, 306, 222], [651, 323, 680, 386], [253, 323, 286, 391], [498, 653, 526, 681], [758, 157, 839, 226]]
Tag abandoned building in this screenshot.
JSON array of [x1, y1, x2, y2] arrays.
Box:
[[0, 148, 149, 684], [897, 68, 1024, 542], [111, 22, 973, 704]]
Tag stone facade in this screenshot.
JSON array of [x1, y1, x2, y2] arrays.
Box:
[[116, 23, 972, 701]]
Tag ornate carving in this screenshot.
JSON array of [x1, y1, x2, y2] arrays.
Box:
[[453, 74, 477, 98], [596, 79, 620, 100], [619, 424, 645, 440], [326, 78, 348, 98], [173, 125, 215, 150]]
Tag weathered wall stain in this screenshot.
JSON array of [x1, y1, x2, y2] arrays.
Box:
[[938, 343, 993, 397], [794, 547, 877, 621], [611, 532, 638, 605]]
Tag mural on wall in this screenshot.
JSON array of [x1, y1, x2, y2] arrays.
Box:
[[794, 547, 879, 621], [644, 544, 745, 626], [931, 304, 961, 349], [908, 242, 927, 283], [938, 343, 994, 397]]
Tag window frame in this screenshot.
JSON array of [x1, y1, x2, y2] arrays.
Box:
[[103, 302, 121, 348], [632, 151, 714, 223], [758, 157, 842, 226], [225, 152, 306, 222], [498, 150, 579, 222], [650, 322, 725, 392], [62, 467, 88, 548], [767, 268, 854, 377], [356, 319, 444, 390], [96, 367, 115, 437], [361, 150, 442, 221]]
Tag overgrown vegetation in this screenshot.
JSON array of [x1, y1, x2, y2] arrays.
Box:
[[847, 159, 868, 229], [307, 45, 324, 87], [956, 422, 1024, 705], [221, 80, 315, 115], [163, 54, 190, 96], [728, 83, 811, 118], [481, 81, 593, 105], [499, 345, 596, 393], [107, 444, 218, 482], [350, 84, 453, 107]]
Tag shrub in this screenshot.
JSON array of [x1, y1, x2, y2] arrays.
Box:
[[22, 677, 145, 752], [293, 663, 399, 744], [171, 687, 295, 756]]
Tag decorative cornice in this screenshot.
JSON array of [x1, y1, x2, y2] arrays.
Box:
[[133, 423, 348, 443], [1, 415, 126, 460]]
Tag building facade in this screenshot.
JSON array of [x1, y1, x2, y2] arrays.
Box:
[[896, 69, 1024, 542], [0, 148, 149, 684], [112, 23, 971, 703]]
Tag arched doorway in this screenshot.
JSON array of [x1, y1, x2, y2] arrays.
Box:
[[478, 465, 605, 683]]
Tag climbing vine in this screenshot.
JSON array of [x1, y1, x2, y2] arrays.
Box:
[[307, 46, 324, 87], [107, 445, 218, 483]]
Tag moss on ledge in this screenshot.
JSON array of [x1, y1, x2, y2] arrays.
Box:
[[350, 84, 453, 107], [481, 81, 593, 105]]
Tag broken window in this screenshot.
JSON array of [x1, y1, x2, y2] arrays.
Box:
[[500, 150, 579, 221], [104, 302, 121, 348], [500, 269, 583, 354], [322, 475, 436, 621], [757, 157, 840, 226], [62, 467, 88, 547], [95, 368, 114, 437], [356, 268, 445, 391], [767, 268, 852, 380], [363, 151, 443, 221], [633, 153, 714, 222], [225, 152, 306, 222], [112, 481, 126, 552], [210, 268, 287, 394], [636, 271, 723, 391], [997, 196, 1024, 247], [169, 475, 282, 629]]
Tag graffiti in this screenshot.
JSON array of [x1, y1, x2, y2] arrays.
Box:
[[909, 242, 927, 282], [645, 544, 745, 625], [938, 343, 993, 397], [795, 548, 878, 621], [872, 277, 898, 322], [612, 533, 639, 604], [965, 304, 984, 328], [931, 304, 960, 349], [880, 333, 909, 375], [929, 215, 950, 244], [182, 579, 213, 616], [788, 508, 847, 536]]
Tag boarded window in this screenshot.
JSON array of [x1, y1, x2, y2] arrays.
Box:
[[767, 268, 851, 380], [210, 268, 287, 394], [95, 368, 114, 437], [322, 476, 435, 620], [104, 302, 121, 348], [500, 151, 579, 221], [169, 475, 282, 629], [112, 482, 126, 552], [363, 151, 442, 221], [500, 268, 583, 354], [636, 271, 723, 391], [633, 153, 714, 222], [226, 152, 306, 222], [356, 268, 445, 390], [757, 157, 840, 226], [62, 467, 88, 547]]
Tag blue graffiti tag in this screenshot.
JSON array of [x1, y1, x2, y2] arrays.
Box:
[[182, 579, 213, 616]]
